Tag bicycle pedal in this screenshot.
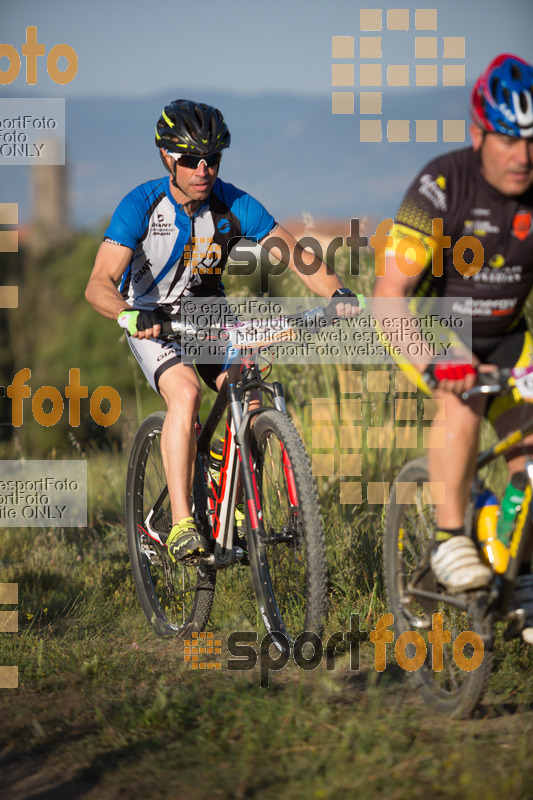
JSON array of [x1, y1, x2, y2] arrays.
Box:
[[179, 553, 203, 566]]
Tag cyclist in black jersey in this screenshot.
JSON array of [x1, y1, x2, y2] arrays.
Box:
[[373, 54, 533, 643], [86, 99, 359, 562]]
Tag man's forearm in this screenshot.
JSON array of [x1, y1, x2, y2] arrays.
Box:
[[85, 278, 130, 320], [290, 260, 344, 297]]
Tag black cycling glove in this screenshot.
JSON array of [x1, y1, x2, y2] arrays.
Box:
[[117, 309, 169, 335]]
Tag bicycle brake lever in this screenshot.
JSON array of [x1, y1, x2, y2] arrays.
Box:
[[461, 384, 504, 401]]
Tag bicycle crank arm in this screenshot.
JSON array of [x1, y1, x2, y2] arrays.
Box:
[[404, 586, 470, 612], [198, 544, 245, 569]]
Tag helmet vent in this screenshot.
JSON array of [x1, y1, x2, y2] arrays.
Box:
[[193, 107, 205, 128], [155, 100, 230, 154]]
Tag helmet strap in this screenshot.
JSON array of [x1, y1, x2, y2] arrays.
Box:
[[159, 148, 185, 192]]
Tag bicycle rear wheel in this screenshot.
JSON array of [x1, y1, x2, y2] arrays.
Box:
[[384, 457, 493, 718], [126, 411, 216, 638], [247, 410, 327, 649]]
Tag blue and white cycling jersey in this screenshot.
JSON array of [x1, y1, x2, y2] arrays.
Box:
[[104, 176, 277, 311]]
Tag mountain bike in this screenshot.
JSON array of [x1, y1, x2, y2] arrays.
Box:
[[125, 300, 361, 650], [384, 366, 533, 718]]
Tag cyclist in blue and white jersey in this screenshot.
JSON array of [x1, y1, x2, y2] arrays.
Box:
[[86, 99, 358, 562]]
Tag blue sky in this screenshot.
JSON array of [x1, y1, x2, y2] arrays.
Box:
[[2, 0, 532, 99], [1, 0, 532, 228]]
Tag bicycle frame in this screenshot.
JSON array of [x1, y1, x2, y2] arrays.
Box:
[[475, 416, 533, 621], [406, 402, 533, 628], [146, 356, 295, 571]]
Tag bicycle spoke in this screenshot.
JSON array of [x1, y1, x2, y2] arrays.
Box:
[[384, 457, 493, 718], [247, 411, 327, 647], [126, 412, 215, 638]]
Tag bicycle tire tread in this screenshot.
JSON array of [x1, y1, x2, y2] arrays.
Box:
[[247, 409, 328, 643], [384, 456, 493, 719], [126, 411, 216, 638]]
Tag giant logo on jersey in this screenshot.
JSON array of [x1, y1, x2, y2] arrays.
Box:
[[152, 213, 174, 237], [512, 211, 532, 241], [133, 258, 153, 283]]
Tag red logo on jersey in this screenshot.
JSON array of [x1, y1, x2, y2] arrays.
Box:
[[512, 211, 532, 241]]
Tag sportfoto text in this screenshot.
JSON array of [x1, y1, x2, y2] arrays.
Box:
[[226, 613, 485, 688], [214, 218, 485, 279], [0, 115, 59, 158], [0, 478, 76, 519], [0, 26, 78, 85], [0, 479, 79, 521], [6, 368, 121, 428]]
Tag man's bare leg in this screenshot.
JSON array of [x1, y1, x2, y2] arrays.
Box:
[[159, 363, 202, 525], [428, 390, 485, 529]]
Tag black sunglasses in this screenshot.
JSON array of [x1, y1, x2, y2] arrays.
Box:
[[175, 152, 222, 169]]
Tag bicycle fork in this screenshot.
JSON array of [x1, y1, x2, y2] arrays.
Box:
[[227, 382, 265, 548], [229, 381, 298, 547]]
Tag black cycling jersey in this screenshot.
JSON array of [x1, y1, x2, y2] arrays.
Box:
[[392, 147, 533, 338]]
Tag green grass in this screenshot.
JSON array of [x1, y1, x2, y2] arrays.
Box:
[[0, 449, 532, 800], [1, 247, 533, 797]]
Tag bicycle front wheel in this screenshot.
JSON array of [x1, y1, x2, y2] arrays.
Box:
[[126, 411, 216, 638], [384, 457, 493, 718], [247, 410, 327, 648]]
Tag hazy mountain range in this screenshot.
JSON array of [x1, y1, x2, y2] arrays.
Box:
[[0, 86, 471, 231]]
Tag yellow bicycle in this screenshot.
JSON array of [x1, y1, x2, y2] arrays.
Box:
[[384, 366, 533, 718]]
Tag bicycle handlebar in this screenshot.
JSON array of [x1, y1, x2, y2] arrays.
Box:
[[460, 368, 513, 401], [156, 296, 365, 349]]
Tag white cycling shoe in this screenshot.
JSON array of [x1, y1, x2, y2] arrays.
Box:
[[510, 573, 533, 645], [431, 535, 493, 594]]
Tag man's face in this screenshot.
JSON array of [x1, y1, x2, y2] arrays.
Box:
[[163, 151, 220, 203], [471, 124, 533, 196]]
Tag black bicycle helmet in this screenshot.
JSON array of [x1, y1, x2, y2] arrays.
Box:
[[155, 99, 231, 154]]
